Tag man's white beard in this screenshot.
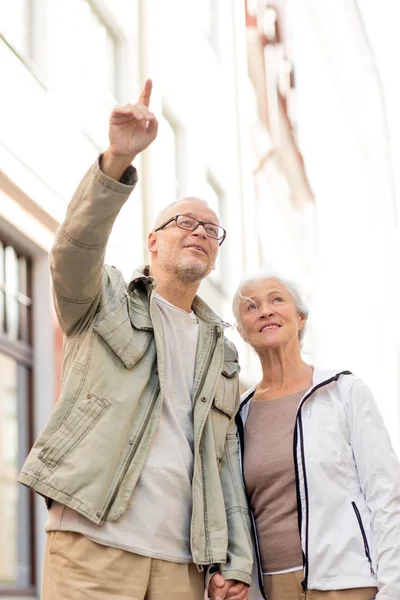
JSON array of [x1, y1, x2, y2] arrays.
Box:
[[156, 240, 212, 283], [173, 256, 209, 283]]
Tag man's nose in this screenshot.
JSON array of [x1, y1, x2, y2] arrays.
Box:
[[192, 225, 207, 238]]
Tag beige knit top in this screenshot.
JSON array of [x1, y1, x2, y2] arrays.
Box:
[[244, 390, 306, 573]]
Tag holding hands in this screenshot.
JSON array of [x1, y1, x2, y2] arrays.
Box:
[[208, 573, 248, 600]]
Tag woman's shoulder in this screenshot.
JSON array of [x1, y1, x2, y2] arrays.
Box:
[[313, 366, 366, 390], [314, 367, 373, 405]]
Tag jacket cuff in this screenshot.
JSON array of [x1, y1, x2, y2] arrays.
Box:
[[96, 154, 138, 189], [219, 568, 252, 586]]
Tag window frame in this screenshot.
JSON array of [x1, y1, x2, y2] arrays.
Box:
[[86, 0, 122, 102], [0, 237, 35, 596], [204, 172, 226, 290]]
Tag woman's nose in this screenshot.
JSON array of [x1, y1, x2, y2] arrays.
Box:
[[259, 306, 274, 318]]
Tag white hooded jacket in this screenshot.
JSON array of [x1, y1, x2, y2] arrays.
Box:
[[237, 368, 400, 600]]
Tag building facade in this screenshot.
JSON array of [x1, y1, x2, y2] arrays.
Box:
[[235, 0, 316, 382], [0, 0, 316, 597], [284, 0, 400, 453], [0, 0, 259, 595]]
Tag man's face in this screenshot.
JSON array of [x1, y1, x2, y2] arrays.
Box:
[[148, 199, 222, 283]]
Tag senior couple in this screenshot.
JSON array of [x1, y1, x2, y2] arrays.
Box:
[[19, 81, 400, 600]]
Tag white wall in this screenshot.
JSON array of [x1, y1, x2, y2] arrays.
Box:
[[287, 0, 400, 451]]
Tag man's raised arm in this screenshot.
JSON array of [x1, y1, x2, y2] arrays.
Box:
[[50, 79, 158, 337]]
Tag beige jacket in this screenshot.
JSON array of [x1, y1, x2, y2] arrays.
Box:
[[18, 159, 253, 583]]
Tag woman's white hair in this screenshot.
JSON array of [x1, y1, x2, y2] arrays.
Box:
[[232, 272, 309, 341]]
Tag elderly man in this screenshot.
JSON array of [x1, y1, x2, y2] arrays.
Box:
[[18, 80, 252, 600]]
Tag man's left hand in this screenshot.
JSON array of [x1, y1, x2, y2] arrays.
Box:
[[208, 573, 248, 600]]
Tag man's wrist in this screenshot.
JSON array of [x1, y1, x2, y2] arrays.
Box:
[[100, 150, 137, 181]]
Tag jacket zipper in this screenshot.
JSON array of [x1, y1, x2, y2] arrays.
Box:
[[292, 371, 352, 593], [236, 393, 267, 600], [294, 405, 309, 594], [193, 326, 220, 564], [237, 372, 352, 597], [199, 447, 212, 564], [100, 376, 160, 523], [351, 502, 375, 575]]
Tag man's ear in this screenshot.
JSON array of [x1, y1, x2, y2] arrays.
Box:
[[148, 231, 157, 254]]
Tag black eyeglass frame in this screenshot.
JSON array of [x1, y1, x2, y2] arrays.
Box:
[[154, 215, 227, 246]]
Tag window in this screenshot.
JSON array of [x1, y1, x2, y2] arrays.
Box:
[[204, 175, 225, 284], [204, 0, 219, 53], [0, 0, 31, 58], [0, 240, 34, 594], [153, 112, 181, 215], [47, 0, 119, 123]]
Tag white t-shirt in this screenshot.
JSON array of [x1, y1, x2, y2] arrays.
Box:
[[46, 293, 199, 563]]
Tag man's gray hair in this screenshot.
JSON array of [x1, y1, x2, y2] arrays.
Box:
[[232, 272, 309, 341], [152, 197, 217, 231]]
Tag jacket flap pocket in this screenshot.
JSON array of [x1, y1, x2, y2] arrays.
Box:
[[127, 297, 153, 331], [213, 393, 236, 417], [221, 339, 240, 378], [94, 299, 153, 368], [214, 340, 239, 417], [39, 393, 110, 470]]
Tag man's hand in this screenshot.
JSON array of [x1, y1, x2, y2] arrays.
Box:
[[208, 573, 248, 600], [102, 79, 158, 180]]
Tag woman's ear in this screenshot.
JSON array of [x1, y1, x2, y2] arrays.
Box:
[[298, 313, 307, 331]]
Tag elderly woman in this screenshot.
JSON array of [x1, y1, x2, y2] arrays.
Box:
[[231, 274, 400, 600]]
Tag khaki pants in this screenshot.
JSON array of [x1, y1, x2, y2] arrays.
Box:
[[263, 571, 377, 600], [42, 531, 204, 600]]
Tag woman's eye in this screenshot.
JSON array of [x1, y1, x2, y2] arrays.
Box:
[[272, 297, 283, 303], [247, 303, 257, 311]]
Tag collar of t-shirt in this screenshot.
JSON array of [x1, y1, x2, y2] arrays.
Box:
[[154, 293, 198, 322]]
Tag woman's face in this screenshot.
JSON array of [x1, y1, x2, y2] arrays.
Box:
[[238, 279, 306, 352]]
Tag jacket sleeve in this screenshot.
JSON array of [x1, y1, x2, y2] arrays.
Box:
[[347, 378, 400, 600], [50, 157, 137, 337], [216, 418, 254, 586]]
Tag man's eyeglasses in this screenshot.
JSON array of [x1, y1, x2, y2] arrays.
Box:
[[154, 215, 226, 245]]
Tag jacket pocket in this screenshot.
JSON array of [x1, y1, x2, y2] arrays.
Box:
[[211, 373, 239, 460], [215, 338, 240, 414], [94, 296, 153, 368], [213, 381, 237, 418], [38, 393, 110, 470], [351, 501, 375, 575], [222, 338, 240, 377]]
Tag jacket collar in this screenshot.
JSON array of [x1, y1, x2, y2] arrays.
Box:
[[128, 265, 230, 328], [128, 265, 154, 293], [239, 366, 350, 412]]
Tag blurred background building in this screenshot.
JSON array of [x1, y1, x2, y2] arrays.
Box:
[[0, 0, 399, 597]]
